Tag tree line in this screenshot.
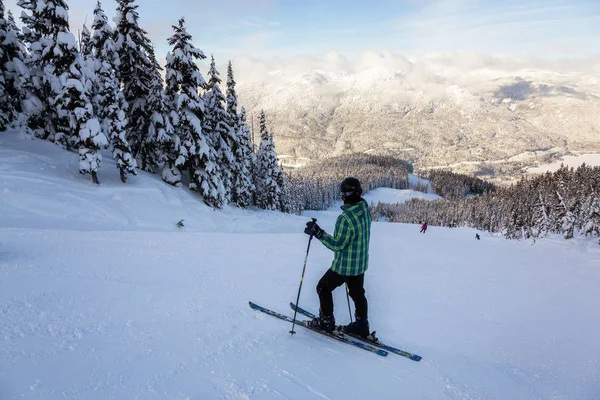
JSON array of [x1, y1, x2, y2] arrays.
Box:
[[371, 164, 600, 244], [285, 154, 411, 214], [421, 169, 496, 199]]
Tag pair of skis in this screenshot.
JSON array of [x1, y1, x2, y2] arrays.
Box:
[[248, 301, 422, 361]]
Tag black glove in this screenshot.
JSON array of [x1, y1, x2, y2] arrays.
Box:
[[304, 220, 324, 239]]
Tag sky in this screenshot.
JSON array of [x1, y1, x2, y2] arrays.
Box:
[[3, 0, 600, 73]]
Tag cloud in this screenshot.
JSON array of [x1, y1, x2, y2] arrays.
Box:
[[229, 50, 600, 104], [233, 50, 600, 80]]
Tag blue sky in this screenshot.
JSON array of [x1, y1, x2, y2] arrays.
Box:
[[4, 0, 600, 65]]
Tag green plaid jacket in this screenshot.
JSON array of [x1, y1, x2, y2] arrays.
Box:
[[319, 199, 371, 276]]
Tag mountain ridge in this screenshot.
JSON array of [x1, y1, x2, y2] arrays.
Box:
[[235, 55, 600, 182]]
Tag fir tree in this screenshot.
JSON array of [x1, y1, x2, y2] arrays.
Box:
[[165, 17, 224, 207], [276, 163, 290, 212], [17, 0, 106, 179], [11, 2, 40, 136], [145, 42, 179, 184], [90, 1, 136, 183], [135, 45, 162, 172], [17, 0, 57, 138], [204, 55, 234, 202], [225, 61, 252, 206], [14, 0, 93, 148], [531, 190, 552, 238], [0, 0, 10, 130], [225, 61, 238, 132], [114, 0, 154, 160], [4, 10, 30, 130], [554, 166, 577, 239], [32, 1, 93, 150], [233, 107, 256, 207], [255, 110, 281, 210], [583, 197, 600, 240], [54, 33, 107, 183], [149, 81, 179, 186], [79, 23, 91, 57]]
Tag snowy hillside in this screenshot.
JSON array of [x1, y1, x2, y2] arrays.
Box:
[[1, 134, 599, 400]]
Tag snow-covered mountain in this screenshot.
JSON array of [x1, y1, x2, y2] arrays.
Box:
[[235, 53, 600, 182], [2, 133, 599, 399]]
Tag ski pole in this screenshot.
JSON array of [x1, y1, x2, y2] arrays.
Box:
[[345, 283, 353, 323], [290, 218, 317, 336]]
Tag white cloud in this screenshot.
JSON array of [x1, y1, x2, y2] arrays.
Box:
[[229, 50, 600, 104]]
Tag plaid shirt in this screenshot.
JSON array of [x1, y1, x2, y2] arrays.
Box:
[[319, 199, 371, 276]]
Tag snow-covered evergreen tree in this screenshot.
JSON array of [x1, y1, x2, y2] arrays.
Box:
[[24, 1, 92, 150], [4, 10, 30, 131], [225, 60, 252, 206], [531, 190, 552, 238], [90, 1, 136, 183], [16, 0, 106, 179], [204, 55, 234, 202], [114, 0, 153, 160], [149, 82, 179, 186], [554, 166, 577, 239], [53, 31, 107, 183], [79, 23, 91, 57], [165, 17, 224, 207], [233, 107, 256, 207], [135, 46, 162, 172], [14, 0, 95, 148], [276, 163, 290, 213], [255, 110, 281, 210], [45, 4, 85, 149], [225, 61, 238, 133], [582, 197, 600, 240], [0, 0, 10, 130], [142, 42, 179, 184], [16, 0, 57, 138]]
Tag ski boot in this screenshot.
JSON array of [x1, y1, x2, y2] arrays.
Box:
[[307, 314, 336, 333], [341, 316, 370, 339]]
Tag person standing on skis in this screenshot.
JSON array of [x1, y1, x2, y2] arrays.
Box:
[[303, 177, 372, 339]]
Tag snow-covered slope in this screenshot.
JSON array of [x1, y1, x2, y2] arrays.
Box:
[[0, 132, 298, 234], [527, 153, 600, 174], [1, 134, 599, 400], [363, 187, 441, 204]]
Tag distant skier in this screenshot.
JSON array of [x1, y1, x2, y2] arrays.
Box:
[[475, 233, 480, 240], [303, 177, 372, 339], [420, 222, 428, 233]]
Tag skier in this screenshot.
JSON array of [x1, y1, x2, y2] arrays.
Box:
[[475, 233, 480, 240], [303, 177, 372, 339], [420, 222, 428, 233]]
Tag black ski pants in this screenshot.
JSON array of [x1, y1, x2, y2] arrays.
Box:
[[317, 269, 368, 320]]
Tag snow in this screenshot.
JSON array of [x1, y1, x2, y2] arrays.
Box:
[[364, 187, 441, 204], [126, 11, 136, 25], [56, 31, 76, 48], [1, 133, 599, 399], [527, 153, 600, 173], [64, 78, 84, 94], [55, 6, 69, 21]]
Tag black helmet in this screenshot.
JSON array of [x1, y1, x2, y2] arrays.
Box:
[[340, 177, 362, 203]]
